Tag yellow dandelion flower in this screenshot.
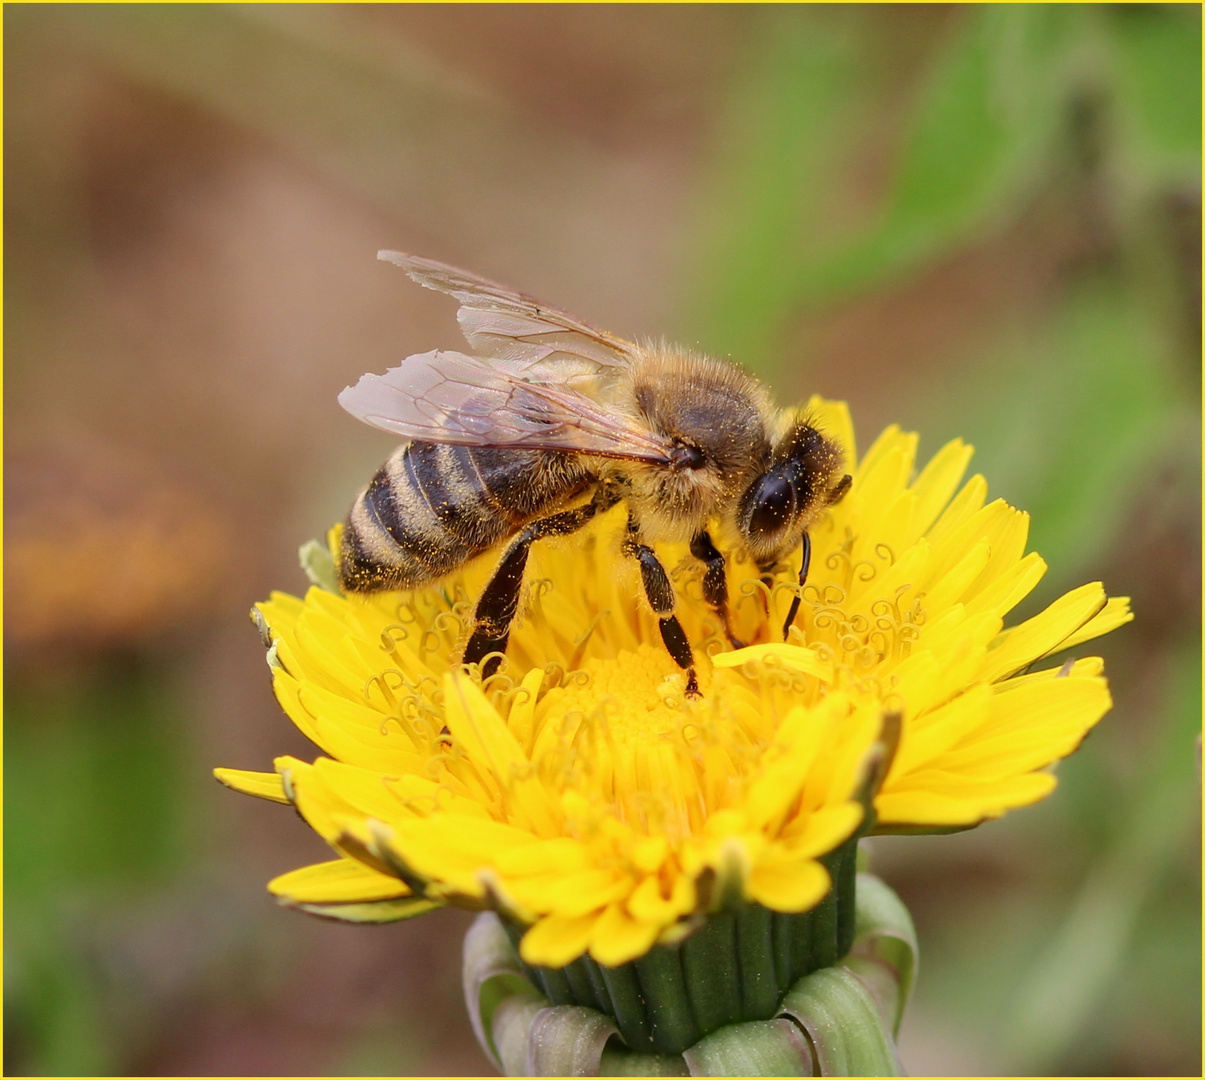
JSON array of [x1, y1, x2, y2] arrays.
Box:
[[217, 398, 1129, 1053]]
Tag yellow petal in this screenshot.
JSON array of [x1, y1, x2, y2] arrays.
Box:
[[213, 767, 289, 804], [925, 474, 989, 546], [743, 706, 828, 831], [969, 676, 1112, 747], [908, 438, 975, 540], [852, 441, 918, 545], [883, 769, 1058, 819], [979, 583, 1108, 682], [270, 670, 327, 752], [963, 551, 1047, 621], [994, 656, 1104, 691], [713, 644, 834, 683], [494, 837, 593, 877], [855, 425, 912, 486], [308, 757, 412, 824], [520, 911, 599, 967], [876, 772, 1057, 825], [506, 868, 632, 919], [628, 873, 695, 925], [920, 539, 990, 613], [747, 854, 830, 913], [783, 803, 864, 860], [507, 666, 546, 756], [1055, 596, 1133, 652], [590, 901, 661, 966], [269, 857, 412, 903], [889, 685, 994, 780], [804, 396, 857, 468]]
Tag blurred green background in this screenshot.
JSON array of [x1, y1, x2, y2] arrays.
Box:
[[4, 4, 1199, 1076]]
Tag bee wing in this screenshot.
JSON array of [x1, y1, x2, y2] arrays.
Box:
[[378, 251, 639, 381], [339, 350, 674, 463]]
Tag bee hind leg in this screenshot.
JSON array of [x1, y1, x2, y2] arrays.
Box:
[[464, 487, 618, 679], [624, 520, 700, 699], [689, 531, 745, 650]]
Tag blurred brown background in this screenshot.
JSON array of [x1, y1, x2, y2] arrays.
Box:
[[4, 5, 1200, 1076]]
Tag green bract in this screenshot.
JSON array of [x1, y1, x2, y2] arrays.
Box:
[[463, 869, 915, 1077]]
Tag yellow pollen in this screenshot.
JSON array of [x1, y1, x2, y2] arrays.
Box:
[[532, 645, 718, 840], [552, 645, 699, 724]]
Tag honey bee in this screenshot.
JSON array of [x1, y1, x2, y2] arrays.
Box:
[[338, 252, 851, 697]]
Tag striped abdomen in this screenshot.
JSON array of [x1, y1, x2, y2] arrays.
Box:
[[339, 441, 592, 592]]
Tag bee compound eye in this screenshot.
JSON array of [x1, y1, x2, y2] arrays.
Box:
[[746, 471, 796, 538]]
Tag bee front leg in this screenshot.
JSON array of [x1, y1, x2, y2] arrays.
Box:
[[624, 520, 700, 699], [777, 476, 846, 640], [464, 487, 617, 679], [781, 531, 812, 640], [689, 531, 745, 650]]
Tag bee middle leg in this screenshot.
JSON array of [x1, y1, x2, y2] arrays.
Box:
[[464, 486, 619, 679], [689, 531, 745, 649], [623, 519, 700, 699]]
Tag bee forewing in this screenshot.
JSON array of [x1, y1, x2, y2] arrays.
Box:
[[378, 250, 638, 380], [340, 349, 674, 462]]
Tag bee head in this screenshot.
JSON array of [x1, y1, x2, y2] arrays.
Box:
[[737, 420, 848, 564]]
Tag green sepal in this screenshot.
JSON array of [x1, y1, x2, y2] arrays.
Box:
[[683, 1018, 815, 1077], [851, 709, 901, 830], [632, 944, 701, 1052], [855, 843, 871, 873], [869, 820, 979, 836], [680, 910, 742, 1037], [290, 895, 441, 923], [463, 911, 547, 1072], [527, 1005, 618, 1077], [848, 872, 918, 1033], [299, 537, 342, 594], [779, 966, 903, 1076], [494, 996, 551, 1077], [599, 1045, 690, 1076]]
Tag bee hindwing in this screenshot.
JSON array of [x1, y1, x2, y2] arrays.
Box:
[[378, 250, 638, 380]]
